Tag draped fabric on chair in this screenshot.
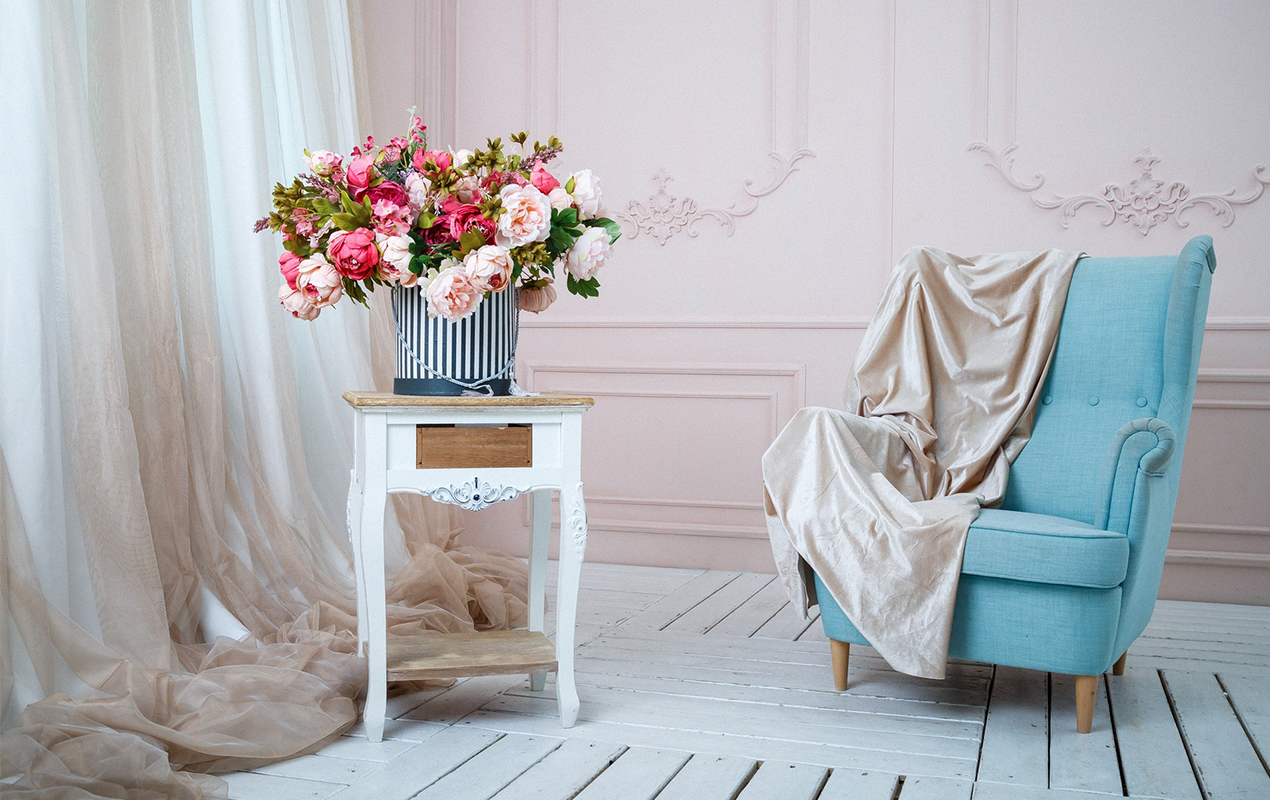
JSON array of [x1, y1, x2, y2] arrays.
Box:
[[0, 2, 528, 796]]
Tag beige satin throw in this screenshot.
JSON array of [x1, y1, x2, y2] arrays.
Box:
[[763, 247, 1080, 679]]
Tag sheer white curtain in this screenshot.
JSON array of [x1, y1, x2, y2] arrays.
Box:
[[0, 2, 526, 796]]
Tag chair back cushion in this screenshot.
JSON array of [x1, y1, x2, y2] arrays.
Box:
[[1001, 237, 1215, 526]]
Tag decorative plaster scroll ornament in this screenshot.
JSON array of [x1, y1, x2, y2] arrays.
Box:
[[969, 144, 1269, 235], [615, 150, 814, 245], [424, 476, 521, 511], [566, 484, 587, 559]]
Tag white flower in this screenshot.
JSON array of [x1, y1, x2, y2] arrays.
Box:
[[451, 148, 474, 168], [564, 227, 611, 280], [568, 169, 604, 220], [495, 184, 553, 248], [376, 234, 414, 284], [547, 185, 572, 211], [405, 172, 429, 209]]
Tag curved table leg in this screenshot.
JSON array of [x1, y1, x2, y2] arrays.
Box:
[[555, 481, 587, 727]]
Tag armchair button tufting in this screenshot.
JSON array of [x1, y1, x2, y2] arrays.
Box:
[[1088, 396, 1099, 406], [1042, 396, 1052, 405], [1136, 397, 1148, 407]]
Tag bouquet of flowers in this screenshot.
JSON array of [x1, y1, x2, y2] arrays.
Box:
[[256, 111, 619, 322]]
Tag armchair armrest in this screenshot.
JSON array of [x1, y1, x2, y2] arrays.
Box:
[[1094, 418, 1176, 534]]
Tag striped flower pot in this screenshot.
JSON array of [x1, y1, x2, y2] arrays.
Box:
[[391, 284, 520, 396]]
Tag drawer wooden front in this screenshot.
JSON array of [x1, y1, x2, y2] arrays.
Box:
[[416, 424, 533, 469]]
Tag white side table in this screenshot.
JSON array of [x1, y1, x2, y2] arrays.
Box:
[[343, 391, 593, 743]]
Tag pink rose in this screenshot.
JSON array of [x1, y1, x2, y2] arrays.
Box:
[[530, 165, 560, 194], [296, 255, 343, 308], [412, 149, 452, 174], [425, 265, 482, 320], [519, 280, 557, 314], [446, 203, 494, 241], [279, 251, 302, 291], [345, 154, 375, 199], [279, 284, 319, 320], [327, 228, 380, 280], [462, 245, 514, 293], [366, 181, 408, 209], [495, 184, 552, 248]]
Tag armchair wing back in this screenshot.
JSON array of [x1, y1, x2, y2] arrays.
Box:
[[812, 236, 1215, 733]]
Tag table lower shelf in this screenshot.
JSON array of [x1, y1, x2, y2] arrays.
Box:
[[382, 629, 558, 681]]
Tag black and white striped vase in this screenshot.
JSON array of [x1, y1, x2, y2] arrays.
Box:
[[391, 284, 519, 396]]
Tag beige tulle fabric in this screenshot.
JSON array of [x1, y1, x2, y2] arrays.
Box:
[[0, 2, 526, 797], [763, 247, 1080, 679]]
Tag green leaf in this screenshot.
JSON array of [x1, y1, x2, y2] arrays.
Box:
[[340, 191, 357, 216], [586, 217, 623, 243], [417, 210, 438, 231], [312, 197, 336, 216], [564, 176, 576, 194], [553, 207, 578, 227], [331, 213, 360, 232], [457, 230, 485, 257], [565, 274, 600, 298]]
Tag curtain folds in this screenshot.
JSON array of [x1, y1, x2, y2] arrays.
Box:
[[0, 2, 528, 796]]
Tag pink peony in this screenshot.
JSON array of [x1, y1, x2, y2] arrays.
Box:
[[366, 181, 409, 208], [279, 284, 320, 320], [462, 245, 514, 293], [296, 255, 343, 308], [425, 265, 483, 320], [519, 280, 557, 314], [564, 227, 611, 280], [412, 149, 452, 174], [495, 184, 552, 248], [345, 154, 375, 199], [327, 228, 380, 280], [446, 203, 495, 241], [530, 165, 560, 194], [279, 251, 302, 291]]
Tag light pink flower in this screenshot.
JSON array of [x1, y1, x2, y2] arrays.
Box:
[[279, 284, 320, 320], [304, 150, 343, 178], [463, 245, 514, 293], [564, 227, 611, 280], [376, 233, 414, 284], [327, 228, 380, 280], [279, 251, 302, 291], [425, 265, 483, 320], [519, 280, 557, 314], [454, 174, 483, 204], [495, 184, 552, 248], [405, 173, 430, 209], [296, 255, 344, 308], [530, 165, 560, 194], [547, 185, 572, 211]]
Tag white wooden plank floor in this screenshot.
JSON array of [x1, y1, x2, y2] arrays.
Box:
[[224, 563, 1270, 800]]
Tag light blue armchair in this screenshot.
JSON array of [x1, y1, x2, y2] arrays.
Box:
[[813, 236, 1215, 733]]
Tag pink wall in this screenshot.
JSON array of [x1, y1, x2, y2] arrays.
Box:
[[362, 0, 1270, 604]]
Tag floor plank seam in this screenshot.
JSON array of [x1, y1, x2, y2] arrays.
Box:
[[1215, 673, 1270, 779], [1102, 673, 1131, 798], [1156, 670, 1208, 798]]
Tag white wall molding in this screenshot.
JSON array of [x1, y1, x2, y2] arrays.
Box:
[[969, 144, 1270, 235], [1165, 549, 1270, 569], [613, 0, 815, 245], [1173, 522, 1270, 539]]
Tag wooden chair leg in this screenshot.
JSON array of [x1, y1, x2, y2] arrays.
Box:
[[1075, 675, 1098, 733], [830, 639, 850, 691], [1112, 650, 1128, 676]]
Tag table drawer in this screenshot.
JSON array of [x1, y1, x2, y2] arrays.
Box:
[[416, 424, 533, 469]]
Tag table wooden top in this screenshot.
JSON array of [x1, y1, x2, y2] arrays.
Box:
[[343, 391, 594, 410]]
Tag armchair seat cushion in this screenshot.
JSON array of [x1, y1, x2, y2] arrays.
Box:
[[963, 509, 1129, 589]]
